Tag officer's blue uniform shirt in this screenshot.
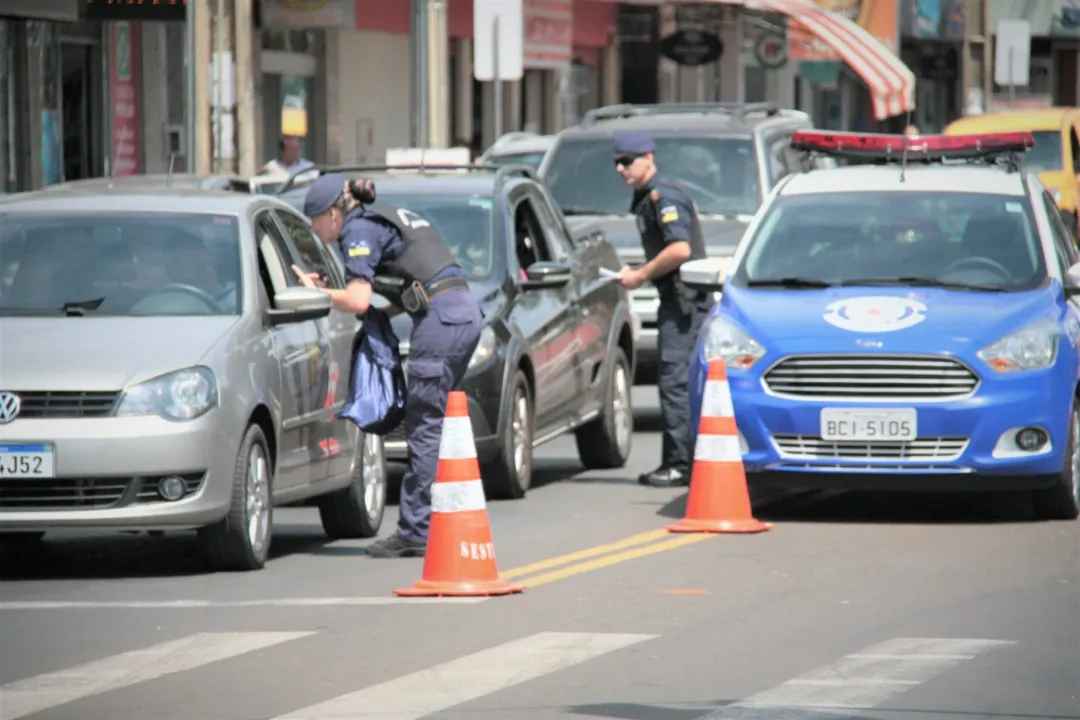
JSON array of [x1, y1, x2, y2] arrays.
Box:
[[337, 207, 464, 288], [302, 173, 463, 289], [632, 175, 696, 261]]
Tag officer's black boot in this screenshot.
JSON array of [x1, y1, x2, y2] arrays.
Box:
[[366, 534, 426, 558], [638, 465, 690, 488]]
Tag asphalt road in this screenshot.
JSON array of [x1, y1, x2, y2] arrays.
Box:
[[1, 386, 1078, 720]]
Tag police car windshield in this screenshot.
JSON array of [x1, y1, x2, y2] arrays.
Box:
[[0, 212, 242, 316], [1022, 131, 1064, 173], [543, 136, 760, 219], [736, 192, 1046, 293], [376, 195, 498, 281]]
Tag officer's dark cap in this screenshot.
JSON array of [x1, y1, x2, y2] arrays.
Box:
[[303, 173, 347, 218], [613, 132, 655, 155]]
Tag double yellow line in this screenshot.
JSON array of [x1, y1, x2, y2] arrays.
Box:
[[498, 528, 714, 589]]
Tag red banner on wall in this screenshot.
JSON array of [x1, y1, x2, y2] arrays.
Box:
[[525, 0, 572, 69], [109, 21, 141, 176]]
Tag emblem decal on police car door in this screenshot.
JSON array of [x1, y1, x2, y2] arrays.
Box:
[[823, 296, 928, 333]]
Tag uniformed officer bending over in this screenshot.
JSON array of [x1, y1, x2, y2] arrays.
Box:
[[298, 174, 483, 557], [612, 132, 709, 488]]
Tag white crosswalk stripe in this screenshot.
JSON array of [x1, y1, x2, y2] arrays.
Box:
[[269, 631, 658, 720], [0, 631, 315, 720], [696, 637, 1016, 719]]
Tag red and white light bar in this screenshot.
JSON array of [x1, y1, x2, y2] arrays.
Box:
[[790, 130, 1035, 160]]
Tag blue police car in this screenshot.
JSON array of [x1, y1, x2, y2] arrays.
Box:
[[681, 130, 1080, 520]]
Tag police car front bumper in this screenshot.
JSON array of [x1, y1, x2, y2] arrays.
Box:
[[688, 353, 1070, 492]]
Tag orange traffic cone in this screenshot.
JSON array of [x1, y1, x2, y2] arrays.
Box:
[[395, 391, 525, 597], [667, 360, 773, 534]]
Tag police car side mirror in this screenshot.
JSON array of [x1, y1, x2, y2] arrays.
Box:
[[1065, 262, 1080, 296], [522, 261, 572, 290], [680, 257, 729, 293], [268, 287, 333, 325]]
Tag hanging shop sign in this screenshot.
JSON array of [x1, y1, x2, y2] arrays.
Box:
[[660, 29, 723, 67], [754, 32, 788, 69]]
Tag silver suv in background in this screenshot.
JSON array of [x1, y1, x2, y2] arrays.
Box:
[[538, 102, 824, 384], [480, 132, 556, 169]]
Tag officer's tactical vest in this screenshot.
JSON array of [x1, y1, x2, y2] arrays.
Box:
[[362, 203, 458, 284], [636, 180, 707, 291]]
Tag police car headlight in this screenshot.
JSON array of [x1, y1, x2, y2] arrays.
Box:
[[977, 319, 1059, 373], [702, 316, 766, 370], [468, 327, 497, 370], [115, 367, 219, 421]]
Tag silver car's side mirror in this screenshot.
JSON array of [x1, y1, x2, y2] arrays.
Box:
[[269, 287, 332, 325]]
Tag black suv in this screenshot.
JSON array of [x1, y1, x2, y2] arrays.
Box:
[[537, 101, 823, 383], [277, 165, 637, 500]]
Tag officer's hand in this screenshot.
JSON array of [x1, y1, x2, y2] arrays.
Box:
[[617, 265, 645, 290], [292, 264, 325, 289]]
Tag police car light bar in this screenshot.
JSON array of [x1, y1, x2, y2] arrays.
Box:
[[790, 130, 1035, 161]]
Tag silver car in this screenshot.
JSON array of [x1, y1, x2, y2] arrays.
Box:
[[0, 188, 387, 571]]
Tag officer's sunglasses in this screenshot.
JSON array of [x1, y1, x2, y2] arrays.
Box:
[[613, 154, 643, 168]]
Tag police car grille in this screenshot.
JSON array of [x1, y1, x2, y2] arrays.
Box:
[[771, 435, 968, 461], [4, 391, 120, 418], [762, 355, 979, 401]]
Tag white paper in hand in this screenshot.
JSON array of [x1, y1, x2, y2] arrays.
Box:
[[598, 267, 620, 279]]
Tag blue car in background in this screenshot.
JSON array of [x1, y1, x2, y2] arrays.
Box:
[[681, 130, 1080, 521]]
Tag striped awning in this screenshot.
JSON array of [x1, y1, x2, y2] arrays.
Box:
[[746, 0, 915, 120]]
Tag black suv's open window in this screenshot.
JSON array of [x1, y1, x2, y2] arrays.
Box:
[[543, 135, 761, 218]]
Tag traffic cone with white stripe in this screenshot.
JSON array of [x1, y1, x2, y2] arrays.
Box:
[[666, 360, 773, 534], [395, 391, 525, 597]]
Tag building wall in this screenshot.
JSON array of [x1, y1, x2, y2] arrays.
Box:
[[334, 29, 411, 164]]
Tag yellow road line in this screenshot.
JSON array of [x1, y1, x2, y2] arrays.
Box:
[[517, 534, 714, 588], [500, 528, 669, 580]]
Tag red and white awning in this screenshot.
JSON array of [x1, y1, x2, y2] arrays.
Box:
[[745, 0, 915, 120]]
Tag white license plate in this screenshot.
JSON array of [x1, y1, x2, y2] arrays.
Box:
[[0, 443, 57, 478], [820, 409, 917, 442]]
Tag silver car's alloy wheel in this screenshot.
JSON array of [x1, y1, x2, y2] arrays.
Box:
[[612, 362, 632, 458], [246, 444, 271, 555], [362, 433, 386, 523], [512, 389, 531, 482]]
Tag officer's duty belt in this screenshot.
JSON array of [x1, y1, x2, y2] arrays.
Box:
[[424, 275, 470, 298]]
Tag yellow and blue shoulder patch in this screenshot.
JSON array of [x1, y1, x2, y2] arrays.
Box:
[[348, 245, 371, 257], [659, 204, 679, 224]]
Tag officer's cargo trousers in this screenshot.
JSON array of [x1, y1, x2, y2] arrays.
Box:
[[396, 289, 483, 545], [656, 297, 709, 470]]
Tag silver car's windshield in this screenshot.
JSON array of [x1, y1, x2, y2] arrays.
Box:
[[0, 212, 242, 316], [734, 191, 1047, 293], [543, 136, 761, 217]]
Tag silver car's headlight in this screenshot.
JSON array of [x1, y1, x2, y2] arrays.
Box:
[[468, 326, 497, 370], [702, 315, 766, 370], [115, 367, 219, 421], [977, 318, 1059, 373]]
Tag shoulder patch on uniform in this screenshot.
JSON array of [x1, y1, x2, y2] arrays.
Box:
[[348, 246, 371, 257], [659, 205, 679, 223]]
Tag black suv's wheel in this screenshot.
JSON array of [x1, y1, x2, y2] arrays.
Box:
[[198, 424, 273, 571], [319, 433, 387, 538], [575, 348, 633, 469], [482, 370, 533, 500], [1032, 402, 1080, 520]]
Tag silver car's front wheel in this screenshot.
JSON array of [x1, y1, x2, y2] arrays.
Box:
[[198, 424, 275, 571], [318, 432, 387, 539]]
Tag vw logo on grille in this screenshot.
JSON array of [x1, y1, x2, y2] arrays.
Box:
[[0, 392, 22, 424]]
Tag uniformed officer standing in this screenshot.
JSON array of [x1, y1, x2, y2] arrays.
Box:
[[612, 132, 709, 488], [298, 173, 483, 557]]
